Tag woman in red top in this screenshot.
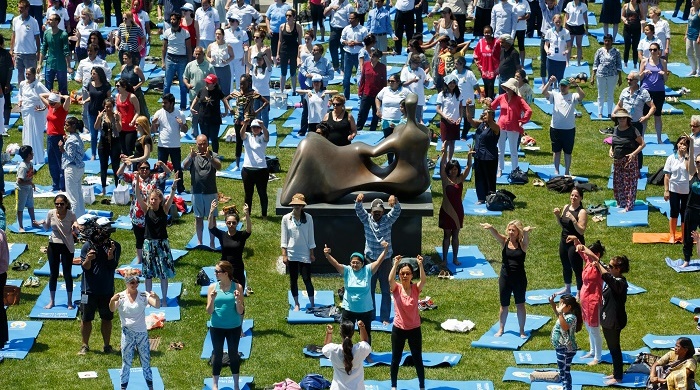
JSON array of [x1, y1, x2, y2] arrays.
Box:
[[473, 25, 501, 99], [181, 3, 198, 55], [356, 50, 387, 132], [576, 241, 606, 366], [439, 148, 472, 269], [487, 78, 532, 177], [115, 79, 141, 157], [40, 92, 71, 192]]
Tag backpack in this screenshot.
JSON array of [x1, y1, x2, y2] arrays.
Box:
[[574, 182, 599, 192], [266, 156, 281, 173], [648, 167, 665, 186], [485, 190, 516, 211], [508, 167, 528, 184], [299, 374, 331, 390], [148, 76, 165, 91], [546, 176, 575, 193], [196, 269, 211, 286]]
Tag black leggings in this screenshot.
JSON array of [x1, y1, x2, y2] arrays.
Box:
[[120, 131, 138, 156], [0, 271, 7, 349], [47, 242, 73, 293], [133, 224, 145, 250], [669, 191, 689, 220], [235, 123, 244, 162], [341, 309, 374, 345], [623, 24, 641, 66], [559, 239, 584, 290], [210, 325, 242, 376], [201, 121, 220, 153], [483, 78, 496, 99], [682, 207, 700, 261], [241, 167, 269, 217], [602, 327, 623, 380], [288, 261, 314, 300], [515, 30, 526, 52], [391, 326, 424, 388], [98, 142, 121, 189]]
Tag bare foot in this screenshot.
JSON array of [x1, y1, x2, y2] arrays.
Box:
[[452, 260, 461, 266], [44, 302, 54, 309], [669, 235, 677, 244], [294, 304, 300, 311], [67, 304, 74, 310], [496, 170, 502, 178], [682, 261, 690, 268], [18, 227, 25, 233], [604, 378, 620, 386], [587, 359, 600, 366], [580, 352, 593, 358], [494, 330, 504, 337], [520, 333, 528, 339], [555, 288, 570, 296], [382, 320, 390, 326]]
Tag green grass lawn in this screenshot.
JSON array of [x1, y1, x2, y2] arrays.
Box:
[[2, 1, 700, 388]]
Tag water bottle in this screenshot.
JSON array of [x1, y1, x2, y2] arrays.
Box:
[[37, 257, 45, 266]]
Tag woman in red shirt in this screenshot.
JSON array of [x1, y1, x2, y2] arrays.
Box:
[[488, 78, 532, 177], [356, 50, 387, 132], [115, 79, 141, 157], [181, 3, 198, 56], [473, 25, 501, 99], [40, 92, 71, 191]]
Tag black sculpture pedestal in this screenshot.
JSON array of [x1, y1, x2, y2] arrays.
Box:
[[276, 189, 434, 274]]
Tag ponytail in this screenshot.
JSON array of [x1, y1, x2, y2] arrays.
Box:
[[339, 320, 355, 375]]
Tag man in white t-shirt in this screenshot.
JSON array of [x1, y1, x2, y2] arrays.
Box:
[[543, 76, 585, 176], [162, 12, 192, 111], [152, 93, 188, 193], [400, 54, 429, 124], [10, 0, 41, 84], [226, 0, 262, 32], [195, 0, 220, 48]]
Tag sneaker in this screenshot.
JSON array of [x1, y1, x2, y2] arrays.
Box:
[[78, 345, 89, 355], [103, 345, 114, 354]]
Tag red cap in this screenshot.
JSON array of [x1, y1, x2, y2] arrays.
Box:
[[204, 74, 218, 84]]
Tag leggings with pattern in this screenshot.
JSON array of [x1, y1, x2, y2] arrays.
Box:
[[120, 326, 153, 388]]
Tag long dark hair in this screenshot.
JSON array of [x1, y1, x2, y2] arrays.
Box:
[[339, 320, 355, 375], [117, 79, 135, 94], [88, 31, 107, 52], [676, 337, 696, 360], [91, 66, 110, 87], [559, 294, 583, 332], [65, 116, 85, 133], [588, 240, 605, 258], [443, 78, 461, 100], [445, 160, 462, 176]]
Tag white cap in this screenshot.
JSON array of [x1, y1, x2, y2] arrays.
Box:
[[250, 119, 262, 127], [96, 217, 113, 226], [48, 93, 61, 103], [181, 3, 194, 11]]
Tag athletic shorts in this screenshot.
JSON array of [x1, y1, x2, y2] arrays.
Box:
[[81, 293, 114, 322], [193, 193, 218, 218], [550, 127, 576, 154]]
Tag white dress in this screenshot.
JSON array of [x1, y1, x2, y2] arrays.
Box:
[[18, 80, 49, 165]]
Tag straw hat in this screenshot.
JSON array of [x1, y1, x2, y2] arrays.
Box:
[[501, 78, 519, 93]]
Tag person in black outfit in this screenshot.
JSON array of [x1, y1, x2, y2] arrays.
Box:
[[190, 74, 233, 154], [466, 107, 499, 203], [593, 254, 629, 386], [554, 187, 587, 295], [208, 201, 252, 289], [78, 223, 121, 355], [481, 220, 533, 338], [526, 0, 542, 37], [498, 34, 521, 95], [0, 35, 12, 129], [103, 0, 123, 27], [0, 223, 8, 351], [683, 156, 700, 267]]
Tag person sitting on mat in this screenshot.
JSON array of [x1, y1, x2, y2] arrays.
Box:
[[322, 320, 371, 390], [648, 337, 696, 390]]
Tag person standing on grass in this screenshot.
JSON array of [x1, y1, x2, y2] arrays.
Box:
[[38, 194, 79, 310], [365, 0, 393, 62], [184, 47, 216, 137], [190, 73, 233, 154], [110, 271, 159, 390], [11, 0, 41, 85], [298, 44, 334, 135], [0, 224, 8, 350], [436, 74, 463, 163], [355, 193, 401, 325], [466, 108, 499, 204], [78, 228, 120, 355], [133, 173, 179, 307], [592, 34, 623, 119], [439, 148, 472, 270], [240, 119, 270, 219], [61, 117, 87, 219], [664, 136, 693, 244], [341, 12, 367, 99], [281, 193, 317, 311], [639, 42, 667, 145], [325, 0, 354, 71], [356, 50, 386, 132], [553, 187, 588, 296], [163, 12, 193, 112], [542, 76, 584, 176], [276, 9, 303, 95], [609, 109, 645, 212], [184, 135, 221, 248], [208, 202, 252, 289], [15, 146, 40, 233], [94, 97, 123, 192], [612, 71, 654, 171], [207, 260, 245, 390], [481, 220, 533, 338], [563, 0, 587, 67], [17, 67, 49, 166], [683, 146, 700, 268], [575, 240, 606, 366], [152, 93, 188, 194], [196, 0, 221, 49], [40, 92, 70, 192], [38, 13, 71, 95]]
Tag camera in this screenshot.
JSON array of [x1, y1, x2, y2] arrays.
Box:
[[78, 217, 116, 248]]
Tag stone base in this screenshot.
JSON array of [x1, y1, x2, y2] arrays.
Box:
[[276, 189, 434, 274]]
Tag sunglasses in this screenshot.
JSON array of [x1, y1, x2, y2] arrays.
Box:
[[214, 269, 224, 274], [649, 48, 658, 52], [54, 202, 65, 206], [626, 78, 635, 81], [332, 102, 342, 106], [254, 36, 262, 39], [692, 124, 700, 128]]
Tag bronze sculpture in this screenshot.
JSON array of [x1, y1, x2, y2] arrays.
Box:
[[280, 93, 431, 204]]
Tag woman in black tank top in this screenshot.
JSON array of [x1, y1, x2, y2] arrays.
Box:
[[554, 187, 588, 295], [481, 220, 533, 338], [322, 95, 358, 146]]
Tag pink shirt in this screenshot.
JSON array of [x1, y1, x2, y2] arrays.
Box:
[[473, 38, 501, 80], [392, 283, 421, 330], [490, 94, 532, 134], [579, 252, 603, 327]]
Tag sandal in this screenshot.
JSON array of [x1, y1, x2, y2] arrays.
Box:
[[11, 262, 30, 271]]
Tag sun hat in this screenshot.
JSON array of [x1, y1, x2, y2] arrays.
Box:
[[612, 109, 632, 119], [501, 78, 519, 93], [250, 119, 262, 127], [311, 74, 323, 82], [181, 3, 194, 11], [443, 74, 458, 85], [289, 193, 307, 206]]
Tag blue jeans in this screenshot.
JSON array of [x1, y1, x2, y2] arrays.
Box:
[[254, 96, 269, 128], [343, 52, 359, 99], [214, 66, 231, 96], [86, 111, 99, 157], [44, 68, 68, 95], [163, 55, 189, 110], [47, 135, 65, 191], [370, 254, 392, 322]]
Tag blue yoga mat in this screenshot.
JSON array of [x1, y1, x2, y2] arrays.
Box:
[[660, 104, 684, 115], [589, 28, 625, 44], [202, 375, 254, 390], [130, 248, 188, 266], [7, 209, 51, 235], [533, 98, 582, 117], [434, 245, 498, 279], [496, 162, 531, 185], [34, 261, 82, 278], [642, 143, 675, 157], [564, 63, 592, 78], [581, 101, 613, 121], [471, 313, 550, 350], [642, 134, 671, 144], [352, 130, 385, 145], [287, 290, 336, 323], [185, 221, 242, 250], [113, 215, 133, 230], [502, 367, 648, 387], [107, 367, 165, 390], [320, 351, 461, 367], [670, 297, 700, 313], [29, 282, 81, 319], [0, 320, 43, 359], [607, 205, 649, 227], [665, 258, 700, 272], [462, 188, 502, 216], [646, 197, 682, 225], [9, 243, 27, 262], [643, 334, 700, 349], [668, 62, 696, 77], [3, 162, 44, 174], [681, 99, 700, 111], [199, 266, 218, 296], [662, 10, 688, 24], [525, 283, 645, 305], [513, 347, 650, 365], [279, 133, 306, 148], [432, 157, 472, 180], [607, 165, 648, 191], [531, 384, 581, 390], [200, 319, 253, 359], [3, 182, 17, 196], [365, 379, 494, 390], [528, 165, 589, 182]]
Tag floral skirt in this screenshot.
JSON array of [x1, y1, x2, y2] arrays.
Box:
[[143, 238, 176, 279]]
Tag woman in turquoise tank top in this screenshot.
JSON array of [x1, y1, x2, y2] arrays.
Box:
[[685, 0, 700, 75], [206, 261, 245, 390]]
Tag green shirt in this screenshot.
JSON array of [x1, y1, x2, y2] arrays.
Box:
[[183, 59, 215, 100], [550, 312, 578, 351], [41, 29, 70, 71]]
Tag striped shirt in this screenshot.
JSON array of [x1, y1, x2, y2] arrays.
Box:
[[118, 24, 145, 53], [355, 201, 401, 260]]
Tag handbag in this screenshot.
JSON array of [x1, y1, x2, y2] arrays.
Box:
[[266, 156, 281, 173], [508, 167, 528, 184], [299, 374, 331, 390], [82, 185, 96, 205], [3, 285, 20, 306], [529, 370, 560, 383], [485, 189, 516, 211], [112, 183, 131, 205], [196, 269, 211, 286]]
